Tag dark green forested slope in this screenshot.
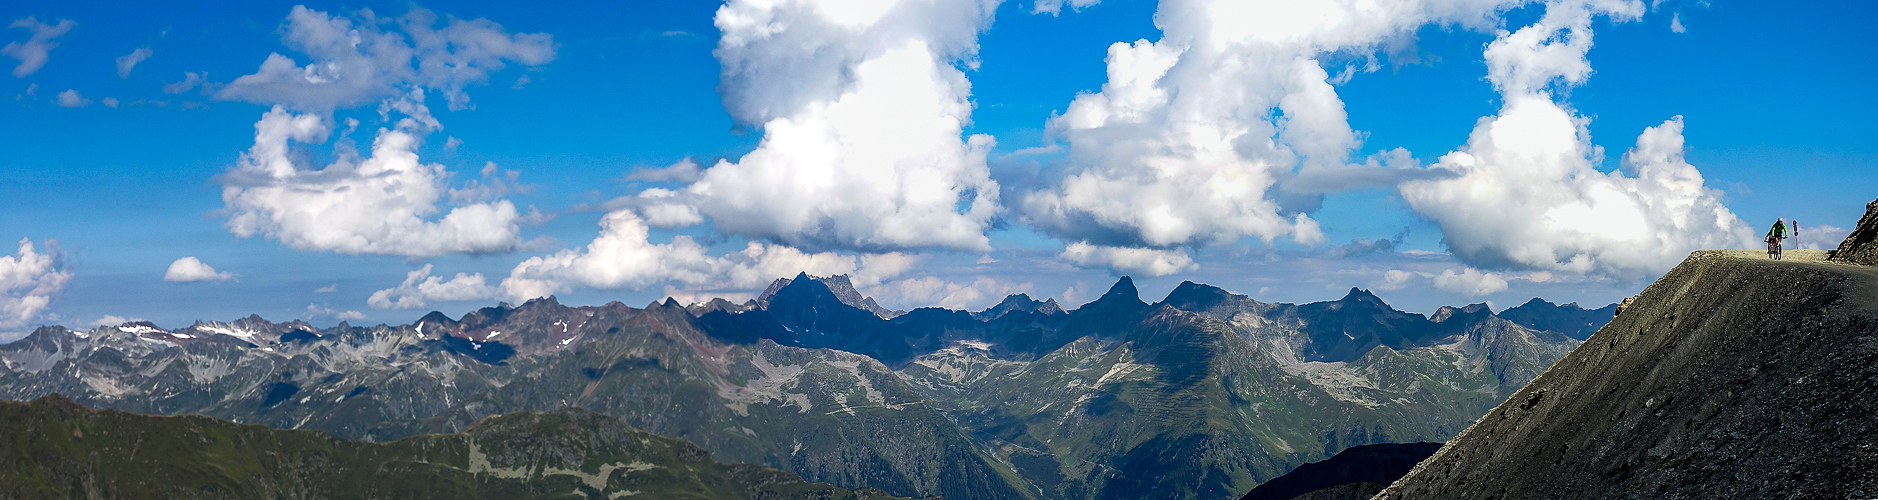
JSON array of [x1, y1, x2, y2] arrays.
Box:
[[0, 394, 921, 500]]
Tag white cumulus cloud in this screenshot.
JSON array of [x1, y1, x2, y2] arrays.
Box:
[[625, 0, 1002, 254], [163, 256, 236, 283], [368, 264, 498, 309], [499, 210, 915, 302], [115, 46, 152, 78], [1, 238, 71, 339], [219, 106, 528, 257], [216, 6, 554, 112], [865, 275, 1032, 311], [212, 6, 556, 258], [1399, 0, 1752, 281], [1432, 267, 1509, 296], [1059, 241, 1195, 277], [3, 16, 75, 78], [54, 89, 88, 107], [1019, 0, 1521, 271]]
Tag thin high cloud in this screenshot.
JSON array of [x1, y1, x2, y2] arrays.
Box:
[[214, 5, 556, 257], [116, 47, 152, 78], [3, 16, 75, 78]]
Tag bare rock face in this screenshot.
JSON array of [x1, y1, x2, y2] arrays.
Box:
[[1376, 251, 1878, 499], [1832, 197, 1878, 265]]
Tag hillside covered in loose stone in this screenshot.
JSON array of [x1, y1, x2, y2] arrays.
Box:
[[0, 394, 918, 500], [1376, 250, 1878, 499]]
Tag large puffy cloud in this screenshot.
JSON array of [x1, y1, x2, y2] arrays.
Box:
[[217, 6, 554, 112], [1399, 0, 1752, 280], [500, 211, 916, 302], [1020, 0, 1520, 273], [220, 106, 527, 256], [620, 0, 1002, 254], [3, 17, 75, 78], [215, 6, 553, 257], [1, 238, 71, 339], [163, 256, 236, 283], [368, 264, 497, 309]]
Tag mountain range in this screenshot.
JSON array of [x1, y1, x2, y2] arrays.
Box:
[[0, 274, 1608, 499]]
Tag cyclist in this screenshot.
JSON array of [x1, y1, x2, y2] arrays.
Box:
[[1766, 218, 1788, 260]]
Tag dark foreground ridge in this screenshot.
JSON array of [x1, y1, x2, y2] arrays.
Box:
[[1377, 248, 1878, 498], [1237, 442, 1440, 500], [0, 394, 921, 500]]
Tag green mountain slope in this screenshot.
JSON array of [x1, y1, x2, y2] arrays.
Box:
[[0, 393, 920, 500]]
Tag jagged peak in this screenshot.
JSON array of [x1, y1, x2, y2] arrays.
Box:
[[1159, 280, 1239, 311], [757, 272, 900, 319], [1100, 276, 1140, 302], [974, 293, 1063, 320]]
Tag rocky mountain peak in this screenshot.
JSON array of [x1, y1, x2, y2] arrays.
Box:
[[973, 293, 1067, 320], [1083, 276, 1142, 308], [1160, 280, 1238, 312], [1497, 297, 1616, 340], [1337, 287, 1387, 308], [757, 273, 901, 319], [1429, 303, 1491, 323]]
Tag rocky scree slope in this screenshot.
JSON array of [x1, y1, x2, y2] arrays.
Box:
[[1377, 250, 1878, 499], [0, 274, 1603, 500], [0, 393, 920, 500]]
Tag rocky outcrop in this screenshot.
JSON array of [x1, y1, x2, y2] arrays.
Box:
[[1377, 251, 1878, 499], [1831, 197, 1878, 265]]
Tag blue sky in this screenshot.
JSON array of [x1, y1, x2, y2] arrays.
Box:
[[2, 0, 1872, 337]]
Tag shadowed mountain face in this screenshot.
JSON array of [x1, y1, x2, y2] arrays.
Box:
[[1378, 252, 1878, 499], [1237, 442, 1440, 500], [0, 274, 1609, 500], [0, 394, 918, 500], [1496, 298, 1617, 340]]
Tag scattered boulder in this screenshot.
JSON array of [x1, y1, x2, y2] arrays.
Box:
[[1831, 197, 1878, 265]]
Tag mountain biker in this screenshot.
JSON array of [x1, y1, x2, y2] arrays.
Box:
[[1766, 218, 1788, 260]]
